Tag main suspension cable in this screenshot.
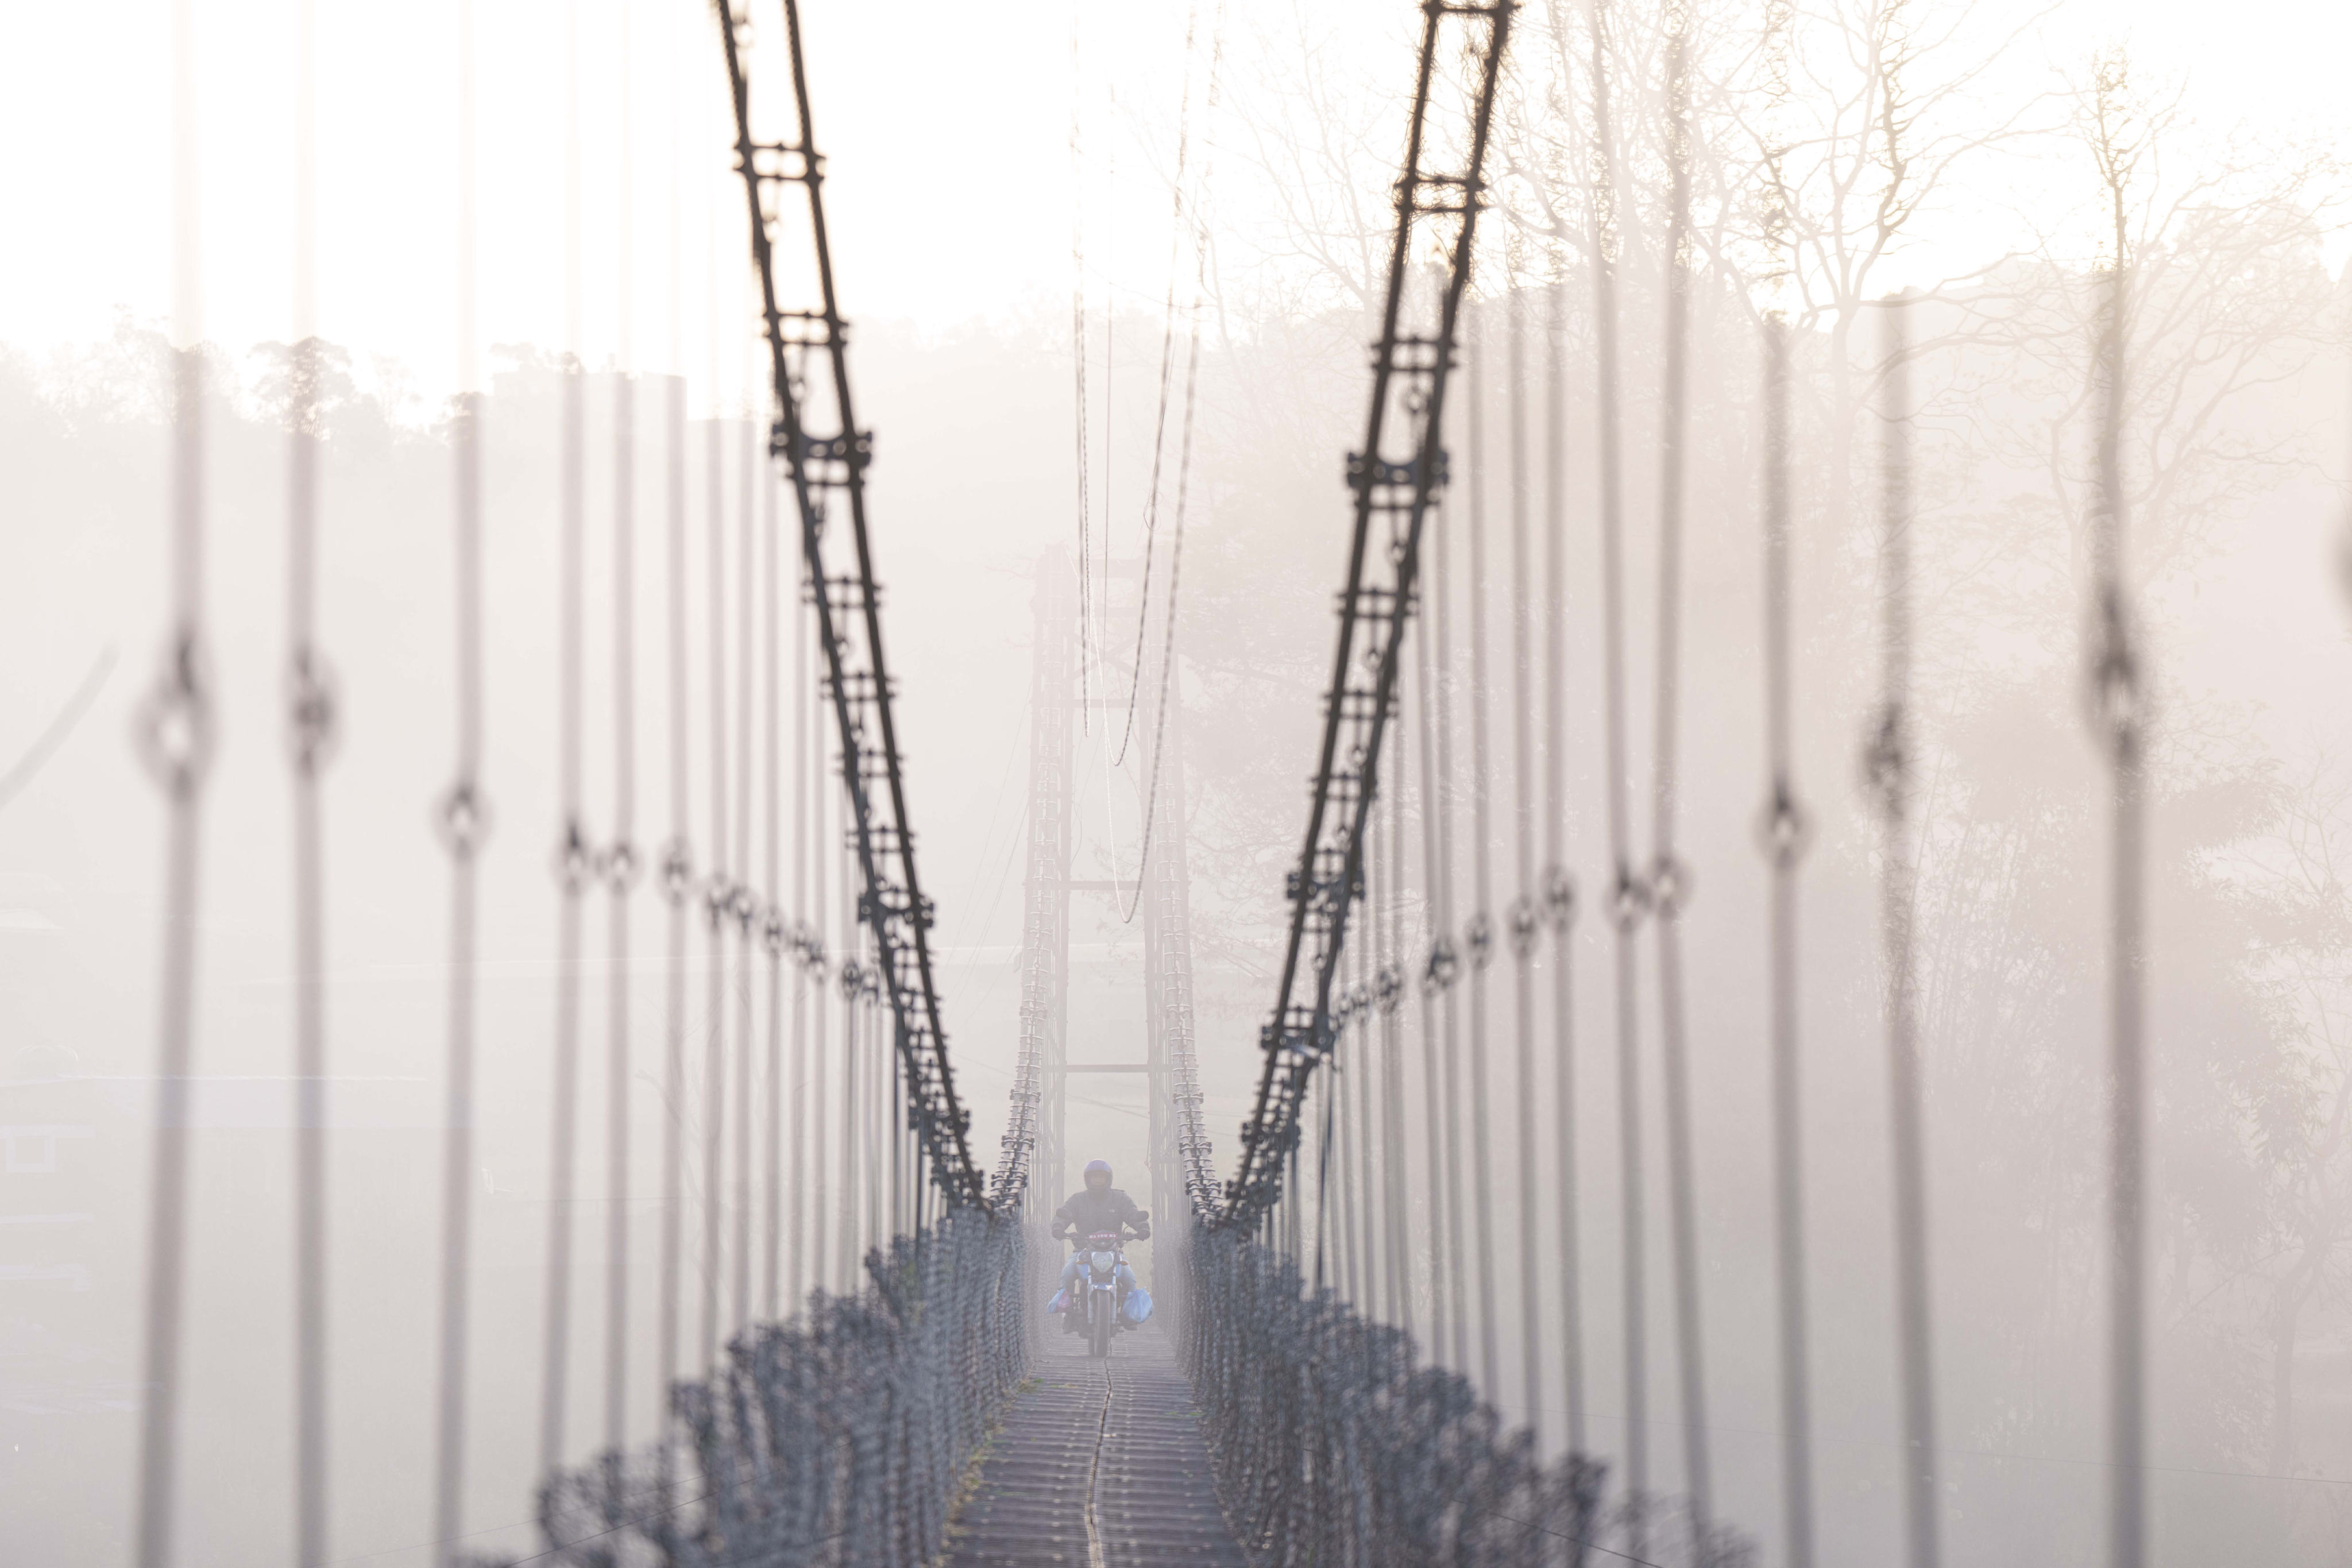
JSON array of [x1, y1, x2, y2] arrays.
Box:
[[1113, 0, 1223, 768]]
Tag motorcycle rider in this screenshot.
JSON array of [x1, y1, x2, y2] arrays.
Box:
[[1051, 1159, 1149, 1334]]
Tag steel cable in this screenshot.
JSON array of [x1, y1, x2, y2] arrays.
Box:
[[2088, 219, 2149, 1568], [1544, 262, 1588, 1465], [733, 374, 757, 1340], [1434, 484, 1473, 1377], [1508, 250, 1544, 1449], [1760, 306, 1817, 1568], [1467, 295, 1505, 1406], [1384, 734, 1412, 1338], [539, 6, 588, 1476], [1581, 3, 1651, 1554], [699, 370, 729, 1370], [602, 0, 639, 1463], [1650, 13, 1718, 1559], [1413, 535, 1453, 1370], [762, 430, 783, 1322], [1871, 292, 1942, 1568], [426, 9, 484, 1558], [133, 7, 212, 1560], [286, 0, 333, 1551]]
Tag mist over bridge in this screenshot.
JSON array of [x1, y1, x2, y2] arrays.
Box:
[[13, 0, 2352, 1566]]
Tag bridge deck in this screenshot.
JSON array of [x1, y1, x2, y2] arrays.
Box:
[[947, 1323, 1248, 1567]]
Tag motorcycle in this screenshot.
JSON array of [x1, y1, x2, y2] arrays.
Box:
[[1048, 1225, 1153, 1358]]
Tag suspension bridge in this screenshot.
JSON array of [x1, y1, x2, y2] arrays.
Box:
[[17, 0, 2226, 1564]]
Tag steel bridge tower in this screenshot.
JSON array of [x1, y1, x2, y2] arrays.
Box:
[[1013, 554, 1205, 1245], [1014, 557, 1078, 1223]]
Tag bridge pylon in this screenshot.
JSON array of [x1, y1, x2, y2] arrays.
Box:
[[1009, 552, 1210, 1324]]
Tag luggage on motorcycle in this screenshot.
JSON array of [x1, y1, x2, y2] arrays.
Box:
[[1046, 1287, 1069, 1314], [1121, 1287, 1153, 1325]]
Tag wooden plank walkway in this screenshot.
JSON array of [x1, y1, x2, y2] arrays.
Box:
[[946, 1324, 1249, 1567]]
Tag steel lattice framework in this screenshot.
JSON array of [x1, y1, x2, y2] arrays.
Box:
[[1220, 0, 1517, 1226], [717, 0, 984, 1207]]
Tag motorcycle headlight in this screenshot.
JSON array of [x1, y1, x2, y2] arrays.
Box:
[[1092, 1250, 1115, 1269]]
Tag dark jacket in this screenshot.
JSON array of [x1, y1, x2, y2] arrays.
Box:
[[1054, 1184, 1149, 1242]]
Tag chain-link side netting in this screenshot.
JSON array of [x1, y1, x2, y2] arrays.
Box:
[[1183, 1219, 1748, 1568], [485, 1202, 1028, 1568]]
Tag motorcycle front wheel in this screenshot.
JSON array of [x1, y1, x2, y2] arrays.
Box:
[[1090, 1292, 1114, 1358]]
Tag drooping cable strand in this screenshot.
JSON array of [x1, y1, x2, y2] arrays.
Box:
[[2088, 218, 2148, 1568], [1546, 264, 1587, 1462], [654, 0, 690, 1482], [539, 5, 589, 1478], [1584, 0, 1650, 1549], [1069, 1, 1091, 731], [1113, 0, 1220, 768], [763, 401, 784, 1322], [1434, 481, 1473, 1375], [837, 829, 858, 1289], [1651, 13, 1717, 1557], [698, 388, 730, 1370], [426, 7, 484, 1558], [287, 0, 333, 1550], [133, 6, 211, 1559], [1115, 51, 1222, 925], [1761, 307, 1817, 1568], [1412, 579, 1450, 1365], [732, 362, 756, 1337], [1507, 255, 1544, 1446], [789, 504, 811, 1311], [1465, 297, 1503, 1404], [602, 0, 638, 1464], [1871, 292, 1942, 1568], [1383, 735, 1411, 1337], [1757, 1, 1817, 1557], [809, 671, 831, 1294], [656, 364, 689, 1485]]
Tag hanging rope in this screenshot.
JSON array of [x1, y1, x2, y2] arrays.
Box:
[[1869, 290, 1942, 1568], [603, 0, 639, 1461], [426, 4, 486, 1559], [538, 6, 589, 1476], [132, 4, 214, 1561], [2088, 168, 2149, 1568], [732, 353, 758, 1339], [1114, 7, 1226, 925], [1414, 516, 1454, 1369], [697, 298, 729, 1367], [762, 392, 785, 1322], [1584, 2, 1653, 1553], [654, 0, 692, 1489], [1544, 253, 1587, 1462], [1466, 295, 1503, 1402], [1651, 10, 1719, 1560], [1113, 0, 1223, 768], [1758, 3, 1817, 1562], [286, 0, 335, 1554], [1761, 288, 1820, 1568], [1507, 244, 1544, 1446]]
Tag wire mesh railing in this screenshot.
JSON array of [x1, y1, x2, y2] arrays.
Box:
[[492, 1202, 1029, 1568]]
